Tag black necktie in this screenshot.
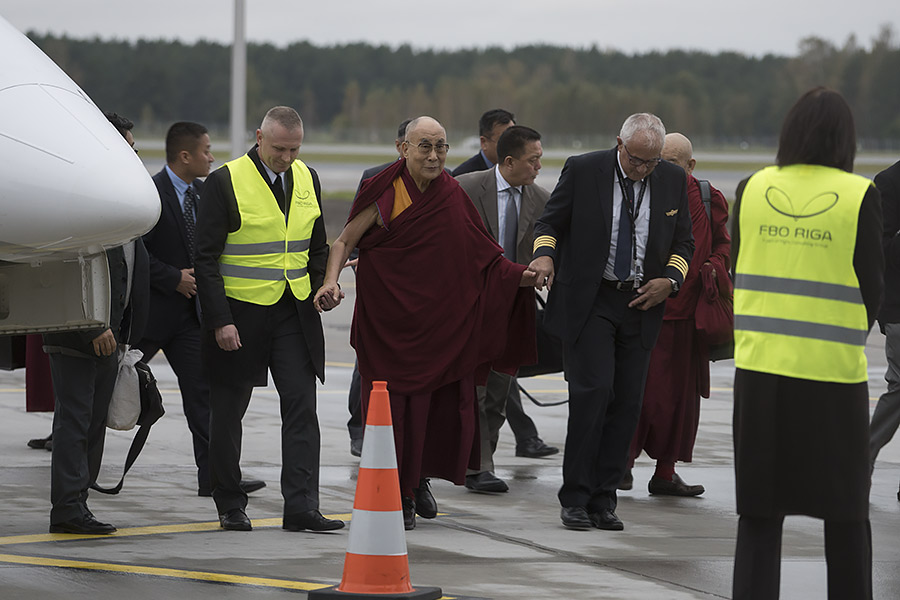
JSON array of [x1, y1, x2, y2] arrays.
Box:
[[183, 186, 197, 262], [502, 188, 518, 259], [614, 178, 635, 281], [272, 173, 286, 213]]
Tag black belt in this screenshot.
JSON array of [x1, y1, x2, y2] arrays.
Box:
[[601, 279, 637, 291]]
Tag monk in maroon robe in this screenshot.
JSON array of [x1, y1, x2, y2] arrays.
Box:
[[315, 116, 537, 528], [626, 133, 731, 495]]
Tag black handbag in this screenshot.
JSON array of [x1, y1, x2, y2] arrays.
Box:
[[92, 358, 165, 495]]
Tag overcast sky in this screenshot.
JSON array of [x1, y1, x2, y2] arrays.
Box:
[[1, 1, 897, 56]]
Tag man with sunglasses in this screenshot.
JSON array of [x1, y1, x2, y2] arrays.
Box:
[[529, 113, 694, 531]]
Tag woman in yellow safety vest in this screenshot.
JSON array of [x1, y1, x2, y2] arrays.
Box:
[[731, 87, 883, 600]]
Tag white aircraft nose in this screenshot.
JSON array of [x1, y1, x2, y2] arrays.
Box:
[[0, 16, 159, 262]]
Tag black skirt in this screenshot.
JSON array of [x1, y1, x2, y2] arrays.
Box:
[[733, 368, 870, 521]]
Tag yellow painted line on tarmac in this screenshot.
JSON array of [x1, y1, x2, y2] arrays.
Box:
[[0, 553, 331, 591], [0, 514, 353, 546], [0, 553, 460, 598], [325, 361, 356, 368]]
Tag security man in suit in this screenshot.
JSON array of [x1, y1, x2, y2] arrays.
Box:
[[456, 125, 553, 493], [194, 106, 343, 532], [451, 108, 516, 177], [136, 121, 265, 498], [529, 113, 694, 531], [44, 112, 149, 534]]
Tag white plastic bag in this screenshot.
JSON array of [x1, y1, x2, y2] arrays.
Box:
[[107, 346, 144, 431]]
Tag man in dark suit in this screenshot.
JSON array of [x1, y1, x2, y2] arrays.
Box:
[[869, 158, 900, 501], [43, 113, 150, 534], [451, 109, 515, 177], [457, 125, 555, 493], [195, 106, 342, 532], [136, 122, 264, 497], [530, 113, 694, 531]]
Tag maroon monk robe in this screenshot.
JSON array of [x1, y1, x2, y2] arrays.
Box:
[[629, 174, 731, 465], [349, 159, 536, 492]]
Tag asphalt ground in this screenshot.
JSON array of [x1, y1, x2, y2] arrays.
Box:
[[3, 270, 900, 598]]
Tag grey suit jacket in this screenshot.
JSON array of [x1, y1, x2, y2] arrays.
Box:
[[456, 167, 549, 266]]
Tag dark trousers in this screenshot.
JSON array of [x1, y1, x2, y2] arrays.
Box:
[[504, 381, 538, 444], [136, 311, 210, 490], [558, 286, 653, 511], [474, 370, 514, 473], [48, 351, 118, 524], [473, 370, 543, 473], [733, 515, 872, 600], [347, 360, 363, 442], [208, 298, 319, 517]]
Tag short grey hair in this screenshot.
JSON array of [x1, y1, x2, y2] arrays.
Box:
[[619, 113, 666, 147], [261, 106, 303, 132]]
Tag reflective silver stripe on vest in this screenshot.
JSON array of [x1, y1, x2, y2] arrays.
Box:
[[223, 239, 311, 255], [736, 273, 863, 304], [219, 263, 308, 281], [735, 315, 868, 346]]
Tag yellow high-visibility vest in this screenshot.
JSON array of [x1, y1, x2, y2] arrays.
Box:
[[219, 155, 320, 304], [734, 164, 873, 383]]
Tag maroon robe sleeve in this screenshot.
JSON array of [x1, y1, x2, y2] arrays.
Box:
[[350, 169, 536, 395]]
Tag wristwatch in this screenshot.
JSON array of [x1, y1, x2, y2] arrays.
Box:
[[667, 277, 680, 293]]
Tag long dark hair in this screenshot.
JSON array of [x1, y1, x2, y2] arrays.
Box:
[[775, 87, 857, 173]]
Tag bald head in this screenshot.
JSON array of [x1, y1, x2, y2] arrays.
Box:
[[405, 116, 445, 141], [662, 133, 696, 177]]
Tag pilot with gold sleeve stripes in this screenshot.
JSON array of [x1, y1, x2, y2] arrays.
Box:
[[527, 113, 694, 532]]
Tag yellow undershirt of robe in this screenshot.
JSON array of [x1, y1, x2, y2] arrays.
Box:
[[389, 176, 413, 222]]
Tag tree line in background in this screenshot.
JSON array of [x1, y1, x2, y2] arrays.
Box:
[[29, 25, 900, 149]]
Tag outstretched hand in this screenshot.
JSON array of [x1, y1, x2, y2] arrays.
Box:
[[528, 256, 555, 290], [519, 268, 540, 287], [314, 283, 344, 313]]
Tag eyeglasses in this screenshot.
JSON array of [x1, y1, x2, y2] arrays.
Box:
[[409, 142, 450, 156], [623, 144, 661, 168]]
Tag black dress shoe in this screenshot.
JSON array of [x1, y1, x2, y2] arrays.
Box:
[[283, 509, 345, 532], [240, 479, 266, 494], [350, 437, 363, 457], [465, 471, 509, 493], [414, 478, 437, 518], [648, 473, 705, 497], [219, 508, 252, 531], [589, 508, 624, 531], [402, 496, 416, 531], [50, 514, 116, 535], [515, 436, 560, 458], [618, 469, 634, 491], [560, 506, 592, 530], [199, 479, 267, 497], [27, 434, 52, 450]]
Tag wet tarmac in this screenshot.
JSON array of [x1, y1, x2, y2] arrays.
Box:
[[2, 276, 900, 599]]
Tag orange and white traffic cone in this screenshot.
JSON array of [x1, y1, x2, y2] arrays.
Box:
[[310, 381, 442, 600]]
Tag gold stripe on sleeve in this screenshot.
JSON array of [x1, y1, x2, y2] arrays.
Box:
[[534, 235, 557, 253], [667, 254, 689, 278]]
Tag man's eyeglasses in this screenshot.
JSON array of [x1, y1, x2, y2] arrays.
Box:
[[623, 144, 661, 168], [410, 142, 450, 156]]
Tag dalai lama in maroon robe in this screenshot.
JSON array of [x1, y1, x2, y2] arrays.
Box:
[[314, 116, 537, 529]]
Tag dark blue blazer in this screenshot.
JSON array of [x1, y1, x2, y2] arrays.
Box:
[[451, 152, 489, 177], [141, 168, 203, 342]]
